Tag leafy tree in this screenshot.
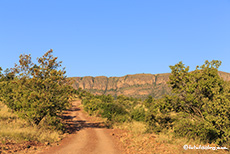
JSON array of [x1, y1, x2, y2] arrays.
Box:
[[167, 60, 230, 145], [0, 50, 73, 130]]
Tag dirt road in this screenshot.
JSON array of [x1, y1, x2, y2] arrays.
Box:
[[39, 100, 123, 154]]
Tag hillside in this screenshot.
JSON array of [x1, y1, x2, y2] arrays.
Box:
[[69, 71, 230, 99]]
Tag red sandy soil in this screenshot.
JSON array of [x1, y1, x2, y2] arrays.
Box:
[[36, 100, 124, 154]]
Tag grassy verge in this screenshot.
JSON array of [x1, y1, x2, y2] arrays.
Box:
[[113, 121, 228, 154], [0, 101, 64, 153]]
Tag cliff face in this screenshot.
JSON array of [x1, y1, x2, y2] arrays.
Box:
[[218, 71, 230, 82], [70, 71, 230, 99], [70, 73, 170, 99]]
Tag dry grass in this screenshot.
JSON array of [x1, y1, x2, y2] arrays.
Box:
[[113, 121, 229, 154], [114, 121, 146, 134], [0, 102, 62, 144]]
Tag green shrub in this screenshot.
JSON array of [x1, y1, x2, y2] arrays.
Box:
[[100, 102, 127, 120], [83, 98, 102, 115], [144, 95, 154, 108], [145, 110, 175, 133], [130, 106, 146, 121], [174, 118, 219, 144], [81, 94, 130, 123]]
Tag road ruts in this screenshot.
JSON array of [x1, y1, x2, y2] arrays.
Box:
[[38, 100, 122, 154]]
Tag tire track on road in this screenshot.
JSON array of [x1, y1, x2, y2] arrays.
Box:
[[39, 100, 122, 154]]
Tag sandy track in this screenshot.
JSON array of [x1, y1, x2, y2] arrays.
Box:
[[38, 100, 122, 154]]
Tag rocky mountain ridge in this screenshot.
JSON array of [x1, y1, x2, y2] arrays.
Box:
[[70, 71, 230, 99]]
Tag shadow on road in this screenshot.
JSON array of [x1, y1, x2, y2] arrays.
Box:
[[62, 106, 107, 134]]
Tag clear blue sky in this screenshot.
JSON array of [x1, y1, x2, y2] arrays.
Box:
[[0, 0, 229, 77]]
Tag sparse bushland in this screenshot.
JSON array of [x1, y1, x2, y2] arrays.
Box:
[[82, 93, 132, 124], [80, 60, 230, 153], [146, 60, 230, 147], [0, 50, 76, 148]]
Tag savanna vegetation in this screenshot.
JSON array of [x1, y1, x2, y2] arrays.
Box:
[[0, 50, 76, 147], [1, 50, 229, 153], [79, 60, 230, 150], [149, 60, 230, 146]]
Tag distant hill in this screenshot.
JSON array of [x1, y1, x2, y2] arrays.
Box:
[[69, 71, 230, 99]]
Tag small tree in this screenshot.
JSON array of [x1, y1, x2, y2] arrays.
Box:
[[168, 60, 230, 145], [168, 60, 224, 119], [0, 50, 73, 130]]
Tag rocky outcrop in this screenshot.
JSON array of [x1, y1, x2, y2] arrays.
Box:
[[218, 71, 230, 82], [70, 71, 230, 99], [71, 73, 169, 99]]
